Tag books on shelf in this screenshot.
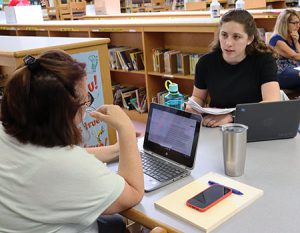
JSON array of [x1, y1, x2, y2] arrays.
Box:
[[152, 48, 169, 73], [189, 53, 202, 75], [177, 53, 190, 75], [121, 89, 138, 110], [108, 46, 144, 71], [112, 85, 137, 106], [164, 50, 180, 74], [152, 48, 203, 75], [112, 84, 147, 113], [130, 50, 145, 71]]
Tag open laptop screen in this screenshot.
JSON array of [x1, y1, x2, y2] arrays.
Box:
[[143, 103, 202, 168]]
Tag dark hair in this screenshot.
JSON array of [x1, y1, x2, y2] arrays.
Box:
[[211, 9, 275, 56], [0, 49, 86, 147]]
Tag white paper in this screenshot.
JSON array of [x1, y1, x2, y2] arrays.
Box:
[[187, 98, 235, 115], [294, 67, 300, 71]]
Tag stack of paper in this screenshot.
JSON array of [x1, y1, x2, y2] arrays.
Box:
[[187, 98, 235, 115]]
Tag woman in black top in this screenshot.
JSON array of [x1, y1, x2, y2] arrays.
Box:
[[187, 9, 280, 127]]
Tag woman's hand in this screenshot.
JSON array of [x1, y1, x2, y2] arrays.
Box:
[[89, 104, 134, 131], [291, 31, 299, 43], [185, 104, 202, 115], [202, 113, 233, 127]]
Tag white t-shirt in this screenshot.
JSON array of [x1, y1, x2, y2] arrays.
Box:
[[0, 124, 125, 233]]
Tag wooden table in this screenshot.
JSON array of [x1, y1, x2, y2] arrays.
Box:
[[110, 127, 300, 232]]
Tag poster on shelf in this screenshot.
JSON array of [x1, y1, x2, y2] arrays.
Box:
[[72, 50, 109, 148]]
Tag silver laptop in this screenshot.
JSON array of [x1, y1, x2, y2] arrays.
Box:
[[141, 103, 202, 192], [235, 99, 300, 142]]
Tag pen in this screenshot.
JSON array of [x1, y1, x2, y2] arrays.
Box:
[[208, 180, 244, 195]]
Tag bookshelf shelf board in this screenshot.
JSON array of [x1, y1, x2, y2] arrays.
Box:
[[148, 72, 194, 80], [123, 109, 148, 123], [111, 69, 146, 75]]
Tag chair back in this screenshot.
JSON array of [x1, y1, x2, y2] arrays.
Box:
[[45, 0, 60, 20], [185, 1, 206, 11], [70, 1, 86, 19], [57, 0, 86, 20]]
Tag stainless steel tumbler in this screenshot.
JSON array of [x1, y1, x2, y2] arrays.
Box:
[[221, 123, 248, 177]]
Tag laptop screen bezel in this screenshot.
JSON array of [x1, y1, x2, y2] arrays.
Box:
[[143, 103, 202, 169]]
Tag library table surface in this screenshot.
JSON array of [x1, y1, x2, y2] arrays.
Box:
[[108, 127, 300, 233], [83, 7, 291, 20]]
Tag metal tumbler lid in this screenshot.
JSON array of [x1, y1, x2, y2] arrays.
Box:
[[221, 123, 248, 133]]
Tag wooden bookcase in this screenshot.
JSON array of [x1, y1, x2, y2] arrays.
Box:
[[0, 11, 280, 122]]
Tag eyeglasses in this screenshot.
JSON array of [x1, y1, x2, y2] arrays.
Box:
[[289, 21, 300, 26], [80, 92, 96, 112]]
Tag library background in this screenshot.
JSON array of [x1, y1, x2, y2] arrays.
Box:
[[0, 1, 300, 233], [0, 0, 300, 124]]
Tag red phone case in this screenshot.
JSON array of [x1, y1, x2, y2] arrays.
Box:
[[186, 184, 232, 212]]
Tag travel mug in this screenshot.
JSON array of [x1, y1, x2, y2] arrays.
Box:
[[221, 123, 248, 177]]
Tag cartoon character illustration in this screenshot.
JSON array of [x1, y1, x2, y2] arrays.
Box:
[[88, 55, 98, 73], [94, 126, 106, 147]]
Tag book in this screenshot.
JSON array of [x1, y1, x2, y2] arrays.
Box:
[[109, 47, 129, 70], [135, 87, 147, 112], [164, 50, 180, 74], [113, 85, 137, 107], [121, 88, 138, 110], [152, 48, 169, 73], [181, 53, 191, 75], [130, 51, 144, 71], [122, 48, 139, 71], [187, 98, 235, 115], [155, 172, 264, 232]]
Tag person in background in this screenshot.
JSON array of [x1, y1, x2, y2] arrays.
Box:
[[269, 9, 300, 90], [0, 49, 144, 233], [186, 9, 280, 127], [8, 0, 29, 6]]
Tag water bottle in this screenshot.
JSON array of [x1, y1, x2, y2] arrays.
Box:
[[235, 0, 245, 10], [210, 0, 221, 18], [164, 80, 184, 110]]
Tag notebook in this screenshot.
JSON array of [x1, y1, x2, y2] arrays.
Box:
[[141, 103, 202, 192], [234, 99, 300, 142], [155, 172, 264, 232]]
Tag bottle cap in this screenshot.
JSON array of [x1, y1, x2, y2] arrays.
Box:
[[169, 83, 178, 92], [165, 80, 179, 93]]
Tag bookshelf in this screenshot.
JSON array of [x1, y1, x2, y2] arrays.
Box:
[[0, 11, 283, 122]]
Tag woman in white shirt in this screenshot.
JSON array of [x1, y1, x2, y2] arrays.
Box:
[[0, 49, 144, 233]]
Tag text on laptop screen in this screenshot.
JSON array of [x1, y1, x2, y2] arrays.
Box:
[[143, 103, 202, 168], [148, 108, 197, 157]]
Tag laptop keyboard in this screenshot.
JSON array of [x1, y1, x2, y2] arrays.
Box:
[[141, 152, 186, 182]]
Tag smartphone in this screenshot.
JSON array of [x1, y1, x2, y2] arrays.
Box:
[[186, 184, 232, 212]]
